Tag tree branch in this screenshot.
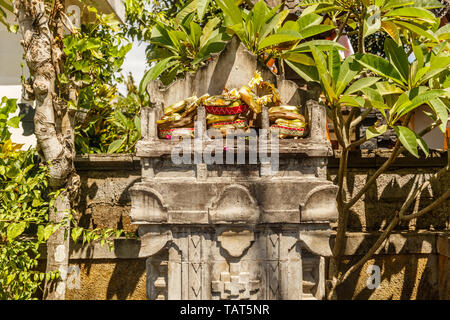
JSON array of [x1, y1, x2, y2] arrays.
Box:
[[350, 107, 372, 129], [335, 11, 351, 42], [337, 215, 400, 286], [335, 154, 449, 289]]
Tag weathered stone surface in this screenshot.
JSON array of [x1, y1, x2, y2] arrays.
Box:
[[438, 234, 450, 299], [217, 228, 255, 257], [65, 259, 146, 300], [334, 254, 440, 300], [328, 168, 450, 231], [132, 38, 336, 300], [63, 153, 448, 300], [438, 255, 450, 299]]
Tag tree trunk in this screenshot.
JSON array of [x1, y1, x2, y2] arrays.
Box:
[[44, 194, 71, 299], [14, 0, 79, 300]]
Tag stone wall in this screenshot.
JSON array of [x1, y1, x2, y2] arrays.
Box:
[[59, 154, 449, 300], [328, 150, 449, 232], [438, 235, 450, 299]]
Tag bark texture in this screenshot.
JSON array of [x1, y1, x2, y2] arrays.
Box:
[[14, 0, 79, 299]]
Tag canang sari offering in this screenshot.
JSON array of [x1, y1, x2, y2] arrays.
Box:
[[156, 72, 308, 139]]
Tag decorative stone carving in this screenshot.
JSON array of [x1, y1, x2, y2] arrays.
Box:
[[129, 186, 168, 223], [300, 185, 339, 222], [217, 229, 255, 257], [211, 262, 260, 300], [208, 185, 260, 224], [146, 251, 168, 300], [299, 230, 333, 257], [131, 38, 338, 300], [139, 228, 171, 257]]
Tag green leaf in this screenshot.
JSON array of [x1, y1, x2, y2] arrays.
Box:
[[7, 222, 26, 241], [413, 0, 444, 8], [259, 9, 289, 40], [107, 137, 126, 154], [139, 56, 178, 94], [32, 198, 42, 207], [338, 95, 366, 107], [395, 20, 438, 42], [310, 45, 337, 101], [258, 30, 303, 51], [381, 0, 414, 10], [416, 135, 430, 157], [43, 225, 55, 241], [189, 21, 202, 47], [216, 0, 243, 26], [364, 5, 381, 37], [298, 24, 335, 39], [8, 24, 18, 33], [395, 89, 446, 119], [361, 87, 386, 109], [134, 116, 141, 135], [71, 227, 84, 242], [366, 124, 387, 140], [299, 0, 334, 5], [251, 0, 268, 36], [328, 47, 341, 85], [6, 116, 20, 128], [292, 39, 346, 52], [429, 98, 449, 133], [37, 225, 44, 241], [285, 60, 319, 82], [435, 24, 450, 41], [336, 56, 361, 96], [355, 53, 405, 85], [384, 38, 409, 82], [375, 81, 404, 95], [282, 52, 315, 65], [394, 125, 419, 158], [200, 17, 220, 47], [381, 20, 401, 44], [418, 56, 450, 84], [176, 0, 197, 25], [0, 0, 14, 12], [197, 0, 212, 21], [385, 7, 437, 23], [297, 13, 323, 29], [344, 77, 380, 96]]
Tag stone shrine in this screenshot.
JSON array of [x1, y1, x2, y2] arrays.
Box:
[[129, 37, 338, 300]]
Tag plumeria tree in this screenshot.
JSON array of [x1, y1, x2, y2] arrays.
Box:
[[296, 0, 450, 298]]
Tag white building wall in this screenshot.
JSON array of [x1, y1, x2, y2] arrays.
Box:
[[0, 12, 36, 149]]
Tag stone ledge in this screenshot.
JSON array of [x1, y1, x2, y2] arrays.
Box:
[[74, 151, 447, 171], [437, 234, 450, 258], [75, 154, 141, 171], [36, 232, 448, 260], [328, 150, 447, 168], [337, 231, 447, 256]]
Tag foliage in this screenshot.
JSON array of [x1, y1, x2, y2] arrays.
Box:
[[299, 0, 444, 52], [0, 97, 130, 299], [139, 9, 230, 90], [66, 6, 142, 154], [0, 97, 58, 299], [138, 0, 347, 90], [290, 0, 450, 297], [62, 7, 132, 111], [306, 37, 449, 158], [75, 74, 143, 154], [124, 0, 222, 41]]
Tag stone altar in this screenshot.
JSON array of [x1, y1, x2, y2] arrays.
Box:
[[129, 37, 338, 300]]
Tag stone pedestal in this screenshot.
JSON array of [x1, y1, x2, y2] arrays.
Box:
[[130, 38, 337, 300]]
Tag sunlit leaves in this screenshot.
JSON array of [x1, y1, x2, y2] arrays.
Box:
[[394, 125, 419, 157]]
